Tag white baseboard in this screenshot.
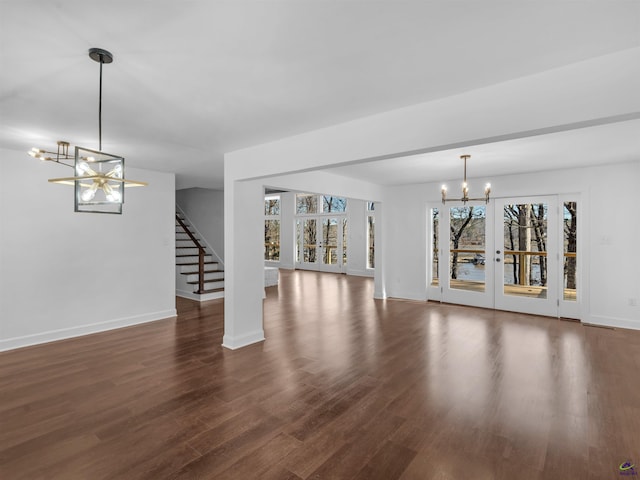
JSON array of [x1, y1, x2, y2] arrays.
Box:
[[346, 268, 374, 278], [385, 290, 428, 302], [176, 289, 224, 302], [0, 309, 177, 352], [222, 329, 265, 350], [584, 314, 640, 331]]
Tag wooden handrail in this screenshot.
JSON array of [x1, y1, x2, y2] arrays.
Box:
[[449, 249, 576, 258], [176, 214, 205, 294]]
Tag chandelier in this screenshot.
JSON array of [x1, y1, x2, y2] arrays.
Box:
[[441, 155, 491, 204], [28, 48, 146, 214]]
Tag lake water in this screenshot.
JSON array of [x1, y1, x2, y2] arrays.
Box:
[[456, 263, 543, 285]]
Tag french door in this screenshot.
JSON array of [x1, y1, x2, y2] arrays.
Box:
[[435, 195, 579, 318], [296, 216, 346, 273], [494, 196, 559, 317], [440, 203, 495, 309]]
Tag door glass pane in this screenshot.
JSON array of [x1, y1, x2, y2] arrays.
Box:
[[503, 203, 548, 298], [322, 218, 338, 265], [449, 206, 485, 292], [367, 215, 375, 268], [342, 218, 348, 265], [303, 219, 317, 263], [322, 196, 347, 213], [296, 220, 301, 262], [563, 201, 577, 301], [264, 220, 280, 261], [431, 208, 439, 286], [296, 194, 317, 214]]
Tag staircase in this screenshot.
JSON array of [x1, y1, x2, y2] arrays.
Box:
[[175, 212, 224, 301]]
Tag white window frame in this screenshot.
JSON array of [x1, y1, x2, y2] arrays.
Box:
[[366, 202, 375, 271], [264, 194, 281, 263]]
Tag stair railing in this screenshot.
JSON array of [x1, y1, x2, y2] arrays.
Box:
[[175, 214, 205, 294]]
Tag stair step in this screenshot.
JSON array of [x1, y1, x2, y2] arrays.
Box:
[[176, 213, 223, 298], [187, 279, 224, 288], [181, 269, 224, 275], [189, 274, 224, 281], [187, 271, 224, 280], [201, 287, 224, 294], [176, 258, 213, 265], [179, 261, 218, 266], [187, 271, 224, 278]]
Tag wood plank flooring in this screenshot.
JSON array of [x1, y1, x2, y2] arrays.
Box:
[[1, 269, 639, 479]]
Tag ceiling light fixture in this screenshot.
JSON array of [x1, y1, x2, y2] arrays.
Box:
[[28, 48, 146, 214], [441, 155, 491, 204]]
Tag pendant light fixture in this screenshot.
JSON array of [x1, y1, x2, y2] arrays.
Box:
[[28, 48, 146, 214], [441, 155, 491, 204]]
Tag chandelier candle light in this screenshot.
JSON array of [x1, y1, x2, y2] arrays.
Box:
[[441, 155, 491, 204], [28, 48, 146, 214]]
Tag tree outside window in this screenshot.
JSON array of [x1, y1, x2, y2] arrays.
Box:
[[265, 195, 280, 261]]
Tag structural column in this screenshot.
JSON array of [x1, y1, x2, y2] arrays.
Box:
[[222, 178, 265, 349]]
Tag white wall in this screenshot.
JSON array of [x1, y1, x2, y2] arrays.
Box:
[[584, 162, 640, 328], [0, 147, 176, 351], [175, 187, 225, 262], [381, 161, 640, 329]]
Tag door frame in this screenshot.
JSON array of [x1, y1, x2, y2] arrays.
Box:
[[440, 202, 495, 309], [295, 214, 347, 273], [494, 195, 559, 317], [427, 194, 582, 319]]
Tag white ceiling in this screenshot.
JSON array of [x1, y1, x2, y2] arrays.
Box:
[[1, 1, 639, 189], [325, 119, 640, 186]]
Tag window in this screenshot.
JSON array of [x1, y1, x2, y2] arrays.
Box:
[[322, 196, 347, 213], [431, 208, 439, 286], [265, 196, 280, 216], [294, 193, 348, 270], [264, 195, 280, 261], [367, 213, 375, 269], [342, 218, 347, 266], [450, 206, 486, 292], [563, 201, 577, 301], [296, 194, 317, 214]]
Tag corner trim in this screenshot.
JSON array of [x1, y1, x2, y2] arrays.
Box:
[[222, 330, 265, 350]]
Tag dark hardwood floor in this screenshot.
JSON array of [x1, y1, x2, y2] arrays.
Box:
[[1, 270, 639, 479]]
